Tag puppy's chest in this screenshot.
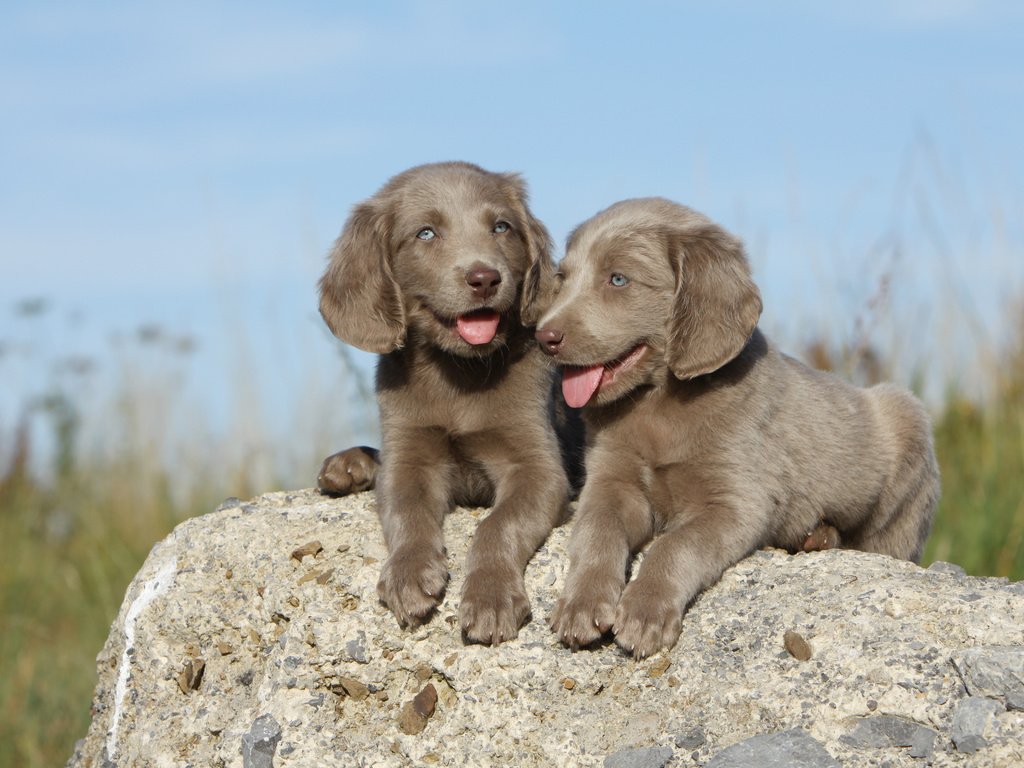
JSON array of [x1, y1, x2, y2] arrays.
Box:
[[595, 402, 711, 524], [382, 361, 546, 435], [597, 404, 702, 467]]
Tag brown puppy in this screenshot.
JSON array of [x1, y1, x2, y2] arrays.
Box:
[[318, 162, 572, 644], [536, 198, 940, 658]]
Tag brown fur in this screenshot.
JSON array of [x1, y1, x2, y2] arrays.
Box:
[[537, 198, 940, 658], [318, 162, 572, 644]]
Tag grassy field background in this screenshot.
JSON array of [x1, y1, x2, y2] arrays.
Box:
[[1, 294, 1022, 767]]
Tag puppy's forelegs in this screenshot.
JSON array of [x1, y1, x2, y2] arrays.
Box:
[[551, 474, 654, 649], [613, 504, 761, 658], [375, 431, 453, 627], [461, 455, 569, 645]]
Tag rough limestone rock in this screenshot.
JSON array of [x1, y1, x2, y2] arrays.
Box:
[[68, 489, 1024, 767]]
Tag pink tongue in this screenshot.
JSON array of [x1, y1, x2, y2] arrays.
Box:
[[456, 311, 500, 345], [562, 365, 604, 408]]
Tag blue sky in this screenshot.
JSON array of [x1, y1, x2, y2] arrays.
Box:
[[2, 1, 1023, 475]]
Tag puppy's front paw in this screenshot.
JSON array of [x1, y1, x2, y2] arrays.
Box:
[[612, 579, 683, 659], [317, 446, 379, 496], [549, 572, 622, 649], [460, 567, 531, 645], [376, 547, 448, 627]]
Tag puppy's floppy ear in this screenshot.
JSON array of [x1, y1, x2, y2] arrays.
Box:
[[318, 200, 406, 354], [666, 211, 762, 379], [501, 173, 555, 327]]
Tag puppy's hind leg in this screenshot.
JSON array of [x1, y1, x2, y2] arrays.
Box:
[[851, 385, 940, 562], [851, 458, 939, 562], [318, 446, 380, 495]]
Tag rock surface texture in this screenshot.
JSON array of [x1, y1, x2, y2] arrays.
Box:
[[69, 489, 1024, 767]]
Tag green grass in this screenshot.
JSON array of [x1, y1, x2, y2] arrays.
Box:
[[925, 362, 1024, 578]]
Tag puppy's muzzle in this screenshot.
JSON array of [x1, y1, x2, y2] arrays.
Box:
[[535, 327, 564, 356], [466, 267, 502, 300]]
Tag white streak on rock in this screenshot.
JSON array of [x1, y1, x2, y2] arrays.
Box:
[[106, 553, 177, 760]]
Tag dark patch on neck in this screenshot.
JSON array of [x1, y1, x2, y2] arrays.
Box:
[[581, 328, 768, 427], [377, 324, 532, 394]]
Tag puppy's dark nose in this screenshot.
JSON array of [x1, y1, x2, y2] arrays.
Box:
[[535, 328, 564, 356], [466, 268, 502, 299]]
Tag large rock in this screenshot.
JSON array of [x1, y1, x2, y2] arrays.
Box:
[[69, 489, 1024, 767]]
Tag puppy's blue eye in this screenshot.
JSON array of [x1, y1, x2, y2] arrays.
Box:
[[493, 221, 510, 234], [610, 273, 629, 287], [417, 228, 436, 241]]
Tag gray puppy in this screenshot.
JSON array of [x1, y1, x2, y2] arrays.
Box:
[[318, 162, 572, 645], [535, 198, 940, 658]]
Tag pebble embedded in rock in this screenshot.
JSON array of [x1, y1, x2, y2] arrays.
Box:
[[953, 646, 1024, 710], [840, 715, 937, 759], [412, 683, 437, 719], [177, 657, 205, 694], [414, 664, 433, 682], [951, 695, 1003, 754], [337, 677, 369, 701], [241, 714, 282, 768], [675, 726, 706, 749], [398, 683, 438, 735], [346, 631, 368, 663], [927, 561, 966, 576], [603, 745, 673, 768], [648, 657, 671, 679], [290, 540, 323, 562], [784, 630, 813, 661], [396, 701, 425, 735], [707, 728, 839, 767]]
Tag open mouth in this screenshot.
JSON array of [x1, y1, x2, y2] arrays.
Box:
[[454, 308, 501, 345], [561, 344, 648, 408]]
